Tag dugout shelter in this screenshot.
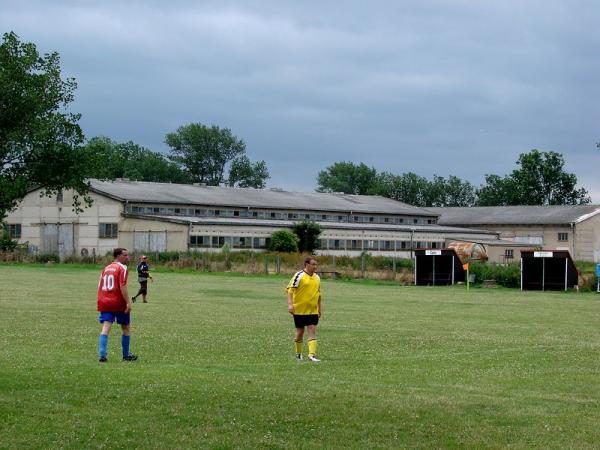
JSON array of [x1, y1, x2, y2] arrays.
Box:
[[520, 250, 578, 291], [414, 249, 465, 286]]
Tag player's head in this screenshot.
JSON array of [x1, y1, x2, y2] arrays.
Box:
[[140, 255, 147, 260], [304, 256, 317, 274], [113, 248, 129, 263]]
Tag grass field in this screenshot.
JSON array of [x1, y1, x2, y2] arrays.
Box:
[[1, 264, 600, 449]]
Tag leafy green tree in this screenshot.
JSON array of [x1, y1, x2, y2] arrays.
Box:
[[269, 230, 299, 253], [84, 137, 190, 183], [0, 32, 91, 221], [373, 172, 430, 206], [228, 155, 270, 188], [316, 161, 378, 194], [476, 174, 520, 206], [292, 221, 321, 253], [165, 123, 268, 187], [425, 175, 476, 207], [477, 150, 590, 205]]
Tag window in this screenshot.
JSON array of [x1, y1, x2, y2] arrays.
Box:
[[99, 223, 118, 238], [56, 191, 63, 203], [558, 232, 568, 242], [190, 235, 210, 247], [7, 223, 21, 238], [504, 249, 514, 259]]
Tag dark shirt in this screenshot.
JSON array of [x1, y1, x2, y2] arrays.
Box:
[[137, 261, 150, 280]]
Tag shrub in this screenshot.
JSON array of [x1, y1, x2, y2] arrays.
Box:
[[269, 230, 299, 252], [0, 230, 18, 251], [37, 253, 59, 263]]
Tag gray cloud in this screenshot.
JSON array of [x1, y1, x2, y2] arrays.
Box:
[[2, 0, 599, 198]]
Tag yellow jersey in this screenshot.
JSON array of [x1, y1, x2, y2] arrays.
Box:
[[286, 270, 321, 315]]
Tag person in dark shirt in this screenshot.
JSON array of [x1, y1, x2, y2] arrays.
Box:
[[132, 255, 153, 303]]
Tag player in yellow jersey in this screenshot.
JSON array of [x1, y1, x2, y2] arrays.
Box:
[[286, 256, 322, 362]]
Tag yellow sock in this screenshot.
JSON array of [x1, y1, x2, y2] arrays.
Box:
[[308, 339, 317, 356], [295, 340, 303, 354]]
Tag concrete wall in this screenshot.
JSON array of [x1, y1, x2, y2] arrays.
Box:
[[574, 215, 600, 262], [5, 188, 123, 257]]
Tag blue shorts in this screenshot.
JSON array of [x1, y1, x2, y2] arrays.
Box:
[[98, 312, 130, 325]]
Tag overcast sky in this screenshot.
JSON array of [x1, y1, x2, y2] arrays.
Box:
[[2, 1, 599, 200]]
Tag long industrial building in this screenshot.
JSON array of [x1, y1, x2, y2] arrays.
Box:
[[4, 179, 503, 260]]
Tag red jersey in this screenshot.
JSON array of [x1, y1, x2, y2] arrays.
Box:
[[97, 262, 129, 312]]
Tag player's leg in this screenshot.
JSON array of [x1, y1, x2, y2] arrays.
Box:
[[294, 326, 304, 359], [141, 281, 148, 303], [293, 314, 305, 359], [118, 314, 137, 361], [98, 313, 114, 362], [307, 322, 320, 362], [132, 283, 142, 302]]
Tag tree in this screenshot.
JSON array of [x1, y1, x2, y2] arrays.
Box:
[[269, 230, 299, 252], [424, 175, 476, 207], [372, 172, 430, 206], [0, 32, 92, 221], [477, 150, 590, 205], [292, 221, 321, 253], [316, 161, 378, 194], [84, 137, 190, 183], [476, 174, 520, 206], [165, 123, 268, 187], [228, 155, 270, 188]]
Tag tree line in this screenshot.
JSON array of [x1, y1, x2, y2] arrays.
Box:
[[316, 152, 590, 207], [0, 31, 594, 224]]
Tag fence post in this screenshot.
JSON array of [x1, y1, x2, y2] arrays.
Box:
[[264, 256, 269, 274], [276, 255, 281, 274], [361, 253, 366, 278], [332, 255, 336, 271]]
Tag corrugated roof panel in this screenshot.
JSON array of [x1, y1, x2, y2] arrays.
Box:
[[90, 179, 439, 216]]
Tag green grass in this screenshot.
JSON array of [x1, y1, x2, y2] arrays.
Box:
[[1, 265, 600, 449]]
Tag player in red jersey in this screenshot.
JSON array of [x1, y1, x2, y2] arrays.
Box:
[[97, 248, 137, 362]]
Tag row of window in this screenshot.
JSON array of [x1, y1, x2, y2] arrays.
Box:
[[126, 205, 436, 225], [318, 239, 442, 251], [190, 235, 271, 249], [189, 235, 442, 251]]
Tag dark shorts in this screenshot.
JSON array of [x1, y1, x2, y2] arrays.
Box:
[[293, 314, 319, 328], [138, 280, 148, 294], [99, 311, 130, 325]]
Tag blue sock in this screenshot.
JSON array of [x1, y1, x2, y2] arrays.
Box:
[[122, 335, 130, 358], [99, 334, 108, 358]]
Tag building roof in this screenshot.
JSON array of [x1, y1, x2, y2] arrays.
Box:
[[90, 179, 438, 217], [426, 205, 600, 226]]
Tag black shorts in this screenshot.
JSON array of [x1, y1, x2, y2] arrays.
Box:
[[138, 280, 148, 294], [293, 314, 319, 328]]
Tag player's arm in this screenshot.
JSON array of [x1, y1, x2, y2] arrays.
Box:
[[318, 295, 322, 318], [121, 283, 132, 313], [119, 269, 132, 313], [287, 290, 295, 315]]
